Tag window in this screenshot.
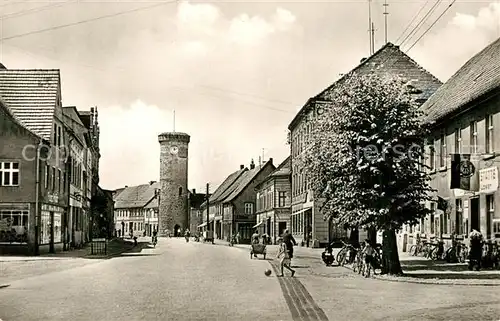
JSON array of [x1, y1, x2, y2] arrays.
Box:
[[178, 187, 182, 197], [58, 169, 62, 193], [486, 114, 494, 154], [45, 165, 49, 189], [244, 203, 254, 215], [0, 162, 20, 186], [51, 167, 55, 191], [53, 124, 57, 145], [429, 145, 435, 171], [486, 195, 494, 239], [279, 191, 286, 207], [0, 210, 29, 243], [455, 199, 463, 235], [470, 121, 478, 154], [57, 126, 62, 146], [439, 132, 446, 168], [430, 203, 436, 234], [455, 128, 462, 153]]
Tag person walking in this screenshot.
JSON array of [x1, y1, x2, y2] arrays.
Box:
[[276, 240, 295, 277], [282, 229, 297, 260]]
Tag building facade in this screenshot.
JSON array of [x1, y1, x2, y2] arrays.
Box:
[[399, 37, 500, 251], [113, 182, 160, 238], [188, 189, 207, 235], [0, 69, 69, 255], [288, 43, 443, 247], [158, 132, 190, 237], [255, 156, 291, 244], [221, 159, 276, 243]]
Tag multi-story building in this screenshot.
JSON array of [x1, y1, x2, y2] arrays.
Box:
[[188, 189, 207, 235], [0, 68, 69, 255], [399, 37, 500, 250], [255, 156, 291, 244], [221, 159, 275, 243], [288, 42, 443, 247], [62, 106, 90, 248], [199, 165, 247, 238], [113, 182, 160, 238]]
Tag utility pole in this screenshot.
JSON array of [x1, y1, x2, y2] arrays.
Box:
[[371, 22, 375, 54], [383, 0, 389, 44], [368, 0, 373, 55]]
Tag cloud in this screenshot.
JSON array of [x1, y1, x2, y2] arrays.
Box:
[[411, 2, 500, 81]]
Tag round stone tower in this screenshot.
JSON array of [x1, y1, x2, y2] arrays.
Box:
[[158, 132, 190, 237]]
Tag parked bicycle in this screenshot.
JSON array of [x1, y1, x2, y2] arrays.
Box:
[[336, 240, 359, 266]]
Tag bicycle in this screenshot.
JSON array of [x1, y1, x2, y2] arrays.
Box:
[[336, 241, 358, 266], [409, 238, 425, 256]]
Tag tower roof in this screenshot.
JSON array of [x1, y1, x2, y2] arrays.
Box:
[[158, 132, 190, 143]]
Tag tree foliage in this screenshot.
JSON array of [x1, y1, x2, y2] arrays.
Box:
[[298, 73, 434, 232]]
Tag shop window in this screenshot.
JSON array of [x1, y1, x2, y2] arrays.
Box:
[[0, 210, 28, 243]]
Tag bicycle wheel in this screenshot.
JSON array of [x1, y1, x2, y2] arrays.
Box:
[[409, 245, 417, 256], [430, 248, 439, 261], [336, 248, 348, 266], [372, 254, 382, 275]]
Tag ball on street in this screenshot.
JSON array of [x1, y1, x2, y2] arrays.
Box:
[[264, 269, 272, 276]]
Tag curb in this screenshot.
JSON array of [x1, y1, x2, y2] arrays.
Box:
[[338, 263, 500, 286]]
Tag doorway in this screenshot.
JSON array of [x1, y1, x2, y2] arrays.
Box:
[[470, 197, 480, 232], [174, 224, 180, 237]]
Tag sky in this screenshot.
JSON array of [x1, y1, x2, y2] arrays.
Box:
[[1, 0, 499, 192]]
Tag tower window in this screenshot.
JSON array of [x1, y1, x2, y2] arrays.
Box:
[[179, 187, 182, 197]]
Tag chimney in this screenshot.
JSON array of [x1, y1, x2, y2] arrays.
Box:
[[192, 188, 196, 194], [250, 159, 255, 170], [360, 57, 367, 63], [125, 185, 128, 188], [268, 157, 273, 164], [149, 181, 156, 185], [240, 164, 244, 170]]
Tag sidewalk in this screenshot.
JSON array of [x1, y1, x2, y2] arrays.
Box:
[[0, 238, 145, 262], [209, 239, 500, 285]]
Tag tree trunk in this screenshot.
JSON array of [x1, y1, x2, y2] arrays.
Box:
[[381, 229, 403, 275], [367, 226, 377, 246], [349, 227, 359, 247]]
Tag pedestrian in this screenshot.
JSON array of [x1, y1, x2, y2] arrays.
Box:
[[362, 239, 375, 277], [236, 232, 241, 244], [276, 241, 295, 277], [251, 230, 260, 244], [282, 229, 297, 260]]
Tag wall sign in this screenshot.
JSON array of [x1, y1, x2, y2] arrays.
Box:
[[479, 167, 498, 193]]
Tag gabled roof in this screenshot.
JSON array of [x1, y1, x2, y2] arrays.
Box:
[[189, 193, 207, 209], [255, 157, 290, 190], [288, 42, 442, 130], [62, 106, 87, 147], [222, 161, 276, 203], [269, 156, 291, 177], [422, 37, 500, 124], [0, 69, 61, 140], [0, 97, 44, 140], [114, 182, 161, 209], [208, 168, 247, 203]]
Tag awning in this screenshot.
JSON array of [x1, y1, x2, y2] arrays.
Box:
[[291, 208, 310, 216], [252, 221, 264, 229]]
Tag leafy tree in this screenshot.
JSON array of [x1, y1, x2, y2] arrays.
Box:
[[299, 73, 433, 275]]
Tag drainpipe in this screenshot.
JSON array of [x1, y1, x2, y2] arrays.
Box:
[[34, 141, 43, 255]]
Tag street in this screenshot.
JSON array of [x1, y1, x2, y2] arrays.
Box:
[[1, 238, 500, 321]]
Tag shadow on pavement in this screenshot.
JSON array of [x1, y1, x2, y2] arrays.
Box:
[[402, 272, 500, 280], [402, 260, 470, 272]]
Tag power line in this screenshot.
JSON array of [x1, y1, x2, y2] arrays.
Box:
[[399, 0, 443, 47], [394, 0, 430, 44], [405, 0, 458, 53], [1, 1, 76, 20], [1, 0, 178, 42]]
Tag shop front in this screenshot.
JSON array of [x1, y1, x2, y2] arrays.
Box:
[[40, 203, 64, 253], [0, 203, 31, 254]]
